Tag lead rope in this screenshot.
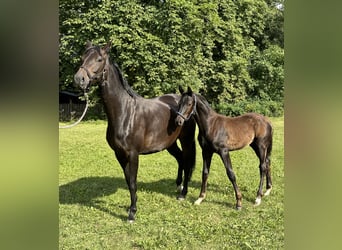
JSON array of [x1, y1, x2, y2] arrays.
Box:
[[59, 91, 89, 129]]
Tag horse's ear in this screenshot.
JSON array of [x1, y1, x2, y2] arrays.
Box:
[[179, 86, 184, 94], [187, 86, 193, 95], [86, 41, 92, 49], [103, 41, 112, 53]]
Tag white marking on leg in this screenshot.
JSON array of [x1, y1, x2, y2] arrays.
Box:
[[254, 197, 262, 206], [264, 187, 272, 196], [194, 197, 204, 205]]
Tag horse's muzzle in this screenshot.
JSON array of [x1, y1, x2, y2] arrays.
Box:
[[74, 70, 90, 90]]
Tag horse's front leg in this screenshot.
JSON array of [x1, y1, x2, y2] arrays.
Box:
[[194, 145, 213, 205], [220, 148, 242, 210], [124, 151, 139, 222]]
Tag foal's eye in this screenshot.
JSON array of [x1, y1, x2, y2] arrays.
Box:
[[96, 57, 103, 62]]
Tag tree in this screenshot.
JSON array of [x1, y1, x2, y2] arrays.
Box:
[[59, 0, 284, 117]]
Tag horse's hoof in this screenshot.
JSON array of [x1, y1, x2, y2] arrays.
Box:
[[236, 205, 242, 211], [127, 219, 135, 223], [254, 197, 262, 206], [127, 211, 136, 222], [177, 185, 183, 192], [177, 195, 185, 201]]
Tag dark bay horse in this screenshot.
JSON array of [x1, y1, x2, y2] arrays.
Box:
[[74, 42, 196, 221], [175, 87, 273, 209]]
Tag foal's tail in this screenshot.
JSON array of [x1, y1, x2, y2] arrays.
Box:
[[266, 122, 273, 159]]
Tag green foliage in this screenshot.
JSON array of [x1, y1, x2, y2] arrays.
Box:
[[214, 98, 283, 117], [59, 117, 284, 249], [59, 0, 284, 116]]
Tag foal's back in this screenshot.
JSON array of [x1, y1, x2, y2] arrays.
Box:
[[211, 112, 272, 151]]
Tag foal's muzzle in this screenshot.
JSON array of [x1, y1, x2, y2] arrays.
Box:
[[175, 115, 185, 126]]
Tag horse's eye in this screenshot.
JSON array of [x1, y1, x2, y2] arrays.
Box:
[[97, 57, 103, 62]]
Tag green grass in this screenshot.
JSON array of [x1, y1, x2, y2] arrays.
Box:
[[59, 117, 284, 249]]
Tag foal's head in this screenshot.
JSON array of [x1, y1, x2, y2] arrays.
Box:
[[175, 86, 196, 126], [74, 41, 111, 90]]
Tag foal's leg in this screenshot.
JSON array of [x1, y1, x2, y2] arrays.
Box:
[[167, 142, 184, 192], [264, 151, 272, 197], [264, 124, 273, 196], [220, 148, 242, 210], [194, 147, 213, 205], [252, 143, 268, 206]]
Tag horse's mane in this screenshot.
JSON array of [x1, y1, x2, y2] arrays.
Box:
[[85, 45, 140, 98], [113, 63, 140, 98]]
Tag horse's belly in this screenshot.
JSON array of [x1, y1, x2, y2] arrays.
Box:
[[140, 134, 178, 154]]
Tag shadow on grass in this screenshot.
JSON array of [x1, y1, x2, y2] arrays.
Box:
[[59, 176, 258, 219], [59, 176, 184, 220]]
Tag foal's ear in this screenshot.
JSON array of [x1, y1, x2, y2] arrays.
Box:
[[103, 41, 112, 53], [187, 86, 193, 95], [86, 41, 93, 49], [179, 86, 184, 94]]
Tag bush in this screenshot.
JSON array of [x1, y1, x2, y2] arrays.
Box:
[[214, 98, 283, 117]]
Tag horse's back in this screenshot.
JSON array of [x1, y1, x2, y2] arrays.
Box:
[[154, 94, 180, 109]]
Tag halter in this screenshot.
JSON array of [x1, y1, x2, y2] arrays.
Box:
[[80, 63, 106, 82], [176, 94, 197, 121], [79, 47, 107, 82]]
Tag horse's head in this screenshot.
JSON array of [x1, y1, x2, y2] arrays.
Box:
[[74, 41, 111, 90], [175, 86, 197, 126]]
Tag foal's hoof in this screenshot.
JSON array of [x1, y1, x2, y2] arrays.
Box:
[[236, 205, 242, 211], [194, 197, 204, 205], [264, 187, 272, 196]]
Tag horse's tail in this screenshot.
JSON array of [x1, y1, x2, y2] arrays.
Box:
[[182, 118, 196, 181]]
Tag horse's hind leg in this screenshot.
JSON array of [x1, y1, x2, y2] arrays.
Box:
[[177, 121, 196, 200], [167, 142, 184, 192], [177, 139, 196, 200]]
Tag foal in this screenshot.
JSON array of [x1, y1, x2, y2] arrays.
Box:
[[175, 87, 273, 209]]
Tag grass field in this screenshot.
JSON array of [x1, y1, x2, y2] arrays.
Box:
[[59, 117, 284, 249]]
